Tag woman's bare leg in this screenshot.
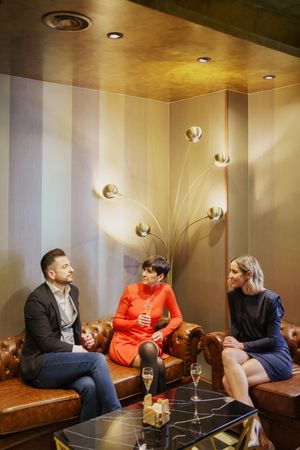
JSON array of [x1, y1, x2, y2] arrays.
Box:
[[242, 358, 271, 387], [222, 348, 254, 406], [222, 348, 271, 442], [222, 374, 234, 397]]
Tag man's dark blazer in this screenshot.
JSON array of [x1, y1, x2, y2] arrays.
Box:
[[20, 283, 82, 382]]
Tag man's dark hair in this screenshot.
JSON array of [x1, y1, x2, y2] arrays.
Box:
[[142, 255, 170, 279], [41, 248, 66, 278]]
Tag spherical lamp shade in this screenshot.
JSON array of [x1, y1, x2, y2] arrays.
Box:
[[102, 184, 119, 199], [207, 207, 224, 220], [185, 127, 202, 143], [135, 222, 151, 237], [214, 152, 230, 167]]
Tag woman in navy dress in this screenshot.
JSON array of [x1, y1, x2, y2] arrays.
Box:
[[222, 255, 292, 449]]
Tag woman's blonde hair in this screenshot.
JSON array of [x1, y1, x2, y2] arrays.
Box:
[[229, 255, 265, 294]]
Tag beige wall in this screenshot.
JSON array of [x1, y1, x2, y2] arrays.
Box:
[[249, 85, 300, 323], [227, 92, 249, 263], [169, 92, 228, 332], [0, 75, 169, 335], [1, 72, 299, 337]]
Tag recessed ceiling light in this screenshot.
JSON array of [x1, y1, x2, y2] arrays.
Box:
[[42, 12, 92, 31], [263, 74, 276, 80], [106, 32, 124, 40], [197, 57, 211, 63]]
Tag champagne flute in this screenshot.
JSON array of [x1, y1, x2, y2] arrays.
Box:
[[192, 401, 201, 426], [143, 299, 152, 327], [190, 363, 202, 401], [142, 367, 154, 395]]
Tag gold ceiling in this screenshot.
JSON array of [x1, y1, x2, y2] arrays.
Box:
[[0, 0, 299, 102]]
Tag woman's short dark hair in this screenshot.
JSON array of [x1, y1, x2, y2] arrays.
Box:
[[41, 248, 66, 278], [142, 255, 170, 279]]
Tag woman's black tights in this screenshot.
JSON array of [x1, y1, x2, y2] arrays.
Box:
[[139, 341, 166, 395]]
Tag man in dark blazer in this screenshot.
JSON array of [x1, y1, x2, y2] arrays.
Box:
[[21, 248, 121, 421]]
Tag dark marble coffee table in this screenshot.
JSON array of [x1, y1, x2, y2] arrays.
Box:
[[54, 384, 256, 450]]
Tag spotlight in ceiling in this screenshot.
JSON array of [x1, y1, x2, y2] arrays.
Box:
[[106, 32, 124, 39], [197, 57, 212, 63], [42, 11, 92, 31], [263, 74, 276, 80]]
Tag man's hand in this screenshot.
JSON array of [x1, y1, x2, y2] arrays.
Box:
[[81, 332, 95, 350], [223, 336, 244, 350]]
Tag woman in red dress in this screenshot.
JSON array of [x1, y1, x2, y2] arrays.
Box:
[[109, 255, 183, 394]]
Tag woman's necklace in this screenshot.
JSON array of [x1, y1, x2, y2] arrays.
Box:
[[144, 283, 161, 313]]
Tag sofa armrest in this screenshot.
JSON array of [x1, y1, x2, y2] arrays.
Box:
[[281, 321, 300, 364], [81, 317, 114, 354], [0, 335, 24, 381], [163, 322, 204, 378], [200, 331, 229, 393]]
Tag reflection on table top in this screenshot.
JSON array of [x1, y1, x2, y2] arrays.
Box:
[[54, 384, 257, 450]]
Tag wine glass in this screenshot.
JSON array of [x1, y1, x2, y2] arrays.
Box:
[[192, 401, 201, 426], [142, 367, 154, 395], [143, 299, 152, 327], [190, 363, 202, 401]]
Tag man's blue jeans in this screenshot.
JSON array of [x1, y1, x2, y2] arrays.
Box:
[[30, 352, 121, 421]]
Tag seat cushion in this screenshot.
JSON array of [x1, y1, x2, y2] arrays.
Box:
[[250, 364, 300, 419], [0, 378, 80, 434], [0, 355, 184, 435]]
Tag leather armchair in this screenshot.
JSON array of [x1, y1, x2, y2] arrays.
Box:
[[200, 321, 300, 450]]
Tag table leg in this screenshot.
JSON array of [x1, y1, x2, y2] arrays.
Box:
[[54, 436, 70, 450], [235, 415, 255, 450], [209, 437, 218, 450]]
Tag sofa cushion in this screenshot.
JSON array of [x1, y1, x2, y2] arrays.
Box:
[[0, 378, 80, 434], [250, 363, 300, 419], [0, 355, 184, 435]]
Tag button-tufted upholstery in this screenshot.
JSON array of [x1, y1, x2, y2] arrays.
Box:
[[0, 317, 203, 449], [200, 321, 300, 450]]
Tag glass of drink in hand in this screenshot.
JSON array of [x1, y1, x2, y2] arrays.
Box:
[[190, 363, 202, 401], [142, 367, 154, 395], [143, 299, 152, 327]]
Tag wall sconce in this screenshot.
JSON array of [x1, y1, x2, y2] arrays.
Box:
[[101, 126, 229, 284]]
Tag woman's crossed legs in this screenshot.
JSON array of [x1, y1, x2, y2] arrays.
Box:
[[222, 347, 271, 443], [132, 340, 166, 395]]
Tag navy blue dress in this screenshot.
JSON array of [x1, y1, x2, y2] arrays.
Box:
[[228, 288, 292, 381]]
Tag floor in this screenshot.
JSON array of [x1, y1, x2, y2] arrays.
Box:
[[186, 430, 238, 449]]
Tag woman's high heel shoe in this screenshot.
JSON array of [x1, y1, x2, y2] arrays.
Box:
[[248, 435, 261, 448], [248, 420, 275, 450], [247, 420, 262, 448]]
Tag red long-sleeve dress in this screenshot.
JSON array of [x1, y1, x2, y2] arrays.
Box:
[[109, 282, 183, 366]]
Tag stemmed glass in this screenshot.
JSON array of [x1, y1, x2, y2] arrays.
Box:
[[142, 367, 154, 395], [143, 299, 152, 327], [192, 401, 201, 426], [190, 363, 202, 401]]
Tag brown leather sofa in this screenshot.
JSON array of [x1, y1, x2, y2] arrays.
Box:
[[0, 317, 203, 450], [200, 321, 300, 450]]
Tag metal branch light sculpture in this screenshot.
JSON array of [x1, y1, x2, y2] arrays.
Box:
[[102, 126, 229, 284]]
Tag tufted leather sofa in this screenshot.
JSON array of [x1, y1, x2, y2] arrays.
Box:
[[0, 317, 203, 450], [200, 321, 300, 450]]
